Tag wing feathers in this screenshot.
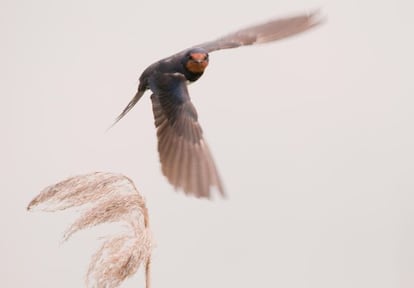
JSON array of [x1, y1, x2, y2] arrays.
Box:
[[151, 89, 224, 198], [196, 11, 322, 53]]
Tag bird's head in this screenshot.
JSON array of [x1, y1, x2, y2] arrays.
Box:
[[183, 48, 209, 74]]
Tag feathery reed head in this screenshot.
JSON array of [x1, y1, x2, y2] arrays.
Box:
[[27, 172, 152, 288]]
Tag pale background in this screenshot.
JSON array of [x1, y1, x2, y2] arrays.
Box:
[[2, 0, 414, 287]]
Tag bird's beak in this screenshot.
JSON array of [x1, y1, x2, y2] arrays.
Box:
[[190, 53, 208, 63]]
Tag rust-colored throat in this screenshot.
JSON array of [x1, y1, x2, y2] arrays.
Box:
[[186, 52, 209, 73]]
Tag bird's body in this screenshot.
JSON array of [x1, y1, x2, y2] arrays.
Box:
[[112, 12, 322, 198]]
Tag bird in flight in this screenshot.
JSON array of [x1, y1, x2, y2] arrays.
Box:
[[112, 11, 322, 199]]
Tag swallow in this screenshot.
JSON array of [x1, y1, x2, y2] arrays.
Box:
[[112, 11, 322, 198]]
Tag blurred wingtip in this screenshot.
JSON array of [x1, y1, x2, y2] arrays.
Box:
[[307, 8, 327, 27]]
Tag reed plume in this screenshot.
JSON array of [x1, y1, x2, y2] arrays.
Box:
[[27, 172, 152, 288]]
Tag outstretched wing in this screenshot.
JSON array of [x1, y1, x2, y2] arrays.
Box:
[[150, 72, 224, 198], [194, 11, 322, 53]]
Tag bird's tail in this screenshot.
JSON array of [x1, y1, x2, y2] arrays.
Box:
[[108, 89, 146, 130]]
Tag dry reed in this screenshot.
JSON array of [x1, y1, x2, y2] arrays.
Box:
[[27, 172, 152, 288]]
